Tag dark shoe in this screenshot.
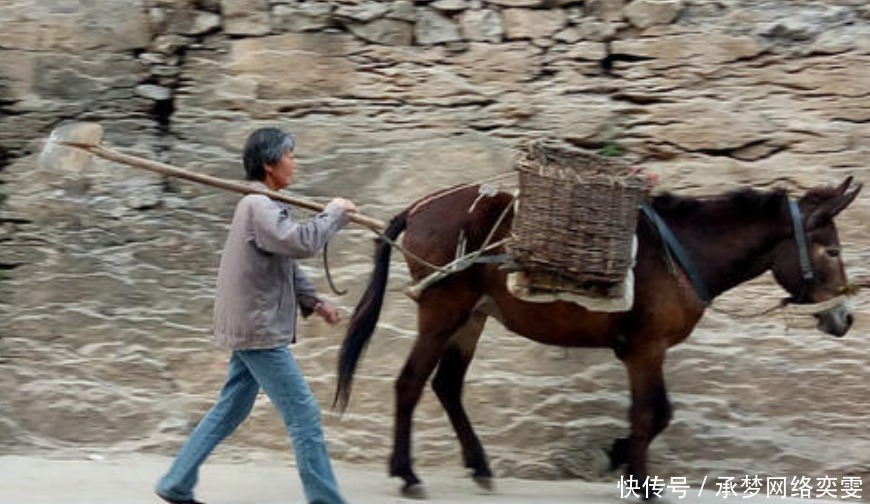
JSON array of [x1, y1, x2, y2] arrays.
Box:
[[156, 491, 205, 504]]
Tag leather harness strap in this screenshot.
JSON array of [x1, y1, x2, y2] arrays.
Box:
[[641, 198, 815, 308], [788, 199, 815, 284], [640, 203, 713, 306]]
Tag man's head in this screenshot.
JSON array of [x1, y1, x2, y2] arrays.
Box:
[[243, 127, 295, 182]]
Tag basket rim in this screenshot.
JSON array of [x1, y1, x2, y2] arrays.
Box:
[[514, 139, 649, 188]]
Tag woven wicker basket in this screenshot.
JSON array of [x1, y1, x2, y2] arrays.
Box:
[[509, 140, 651, 294]]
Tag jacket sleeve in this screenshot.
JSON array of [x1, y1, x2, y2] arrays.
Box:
[[294, 262, 322, 318], [248, 195, 349, 259]]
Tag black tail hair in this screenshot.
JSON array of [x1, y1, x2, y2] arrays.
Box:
[[333, 209, 408, 412]]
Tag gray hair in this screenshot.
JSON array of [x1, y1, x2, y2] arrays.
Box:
[[242, 127, 295, 180]]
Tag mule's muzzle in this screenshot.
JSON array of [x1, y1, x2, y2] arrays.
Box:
[[814, 303, 853, 337]]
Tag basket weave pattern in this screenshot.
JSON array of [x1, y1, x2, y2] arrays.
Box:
[[510, 141, 650, 293]]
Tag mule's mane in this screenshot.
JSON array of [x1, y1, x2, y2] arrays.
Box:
[[652, 187, 788, 220]]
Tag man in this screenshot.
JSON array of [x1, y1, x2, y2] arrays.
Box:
[[156, 127, 355, 504]]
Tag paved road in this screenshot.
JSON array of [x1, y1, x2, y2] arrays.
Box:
[[0, 454, 851, 504]]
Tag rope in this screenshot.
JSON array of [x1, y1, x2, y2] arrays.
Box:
[[401, 185, 519, 298], [709, 294, 850, 320], [323, 241, 348, 296], [782, 295, 850, 316], [708, 299, 789, 319], [315, 174, 517, 298], [406, 173, 517, 218], [382, 174, 518, 273]]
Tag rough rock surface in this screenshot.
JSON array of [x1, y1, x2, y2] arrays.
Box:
[[1, 0, 868, 487]]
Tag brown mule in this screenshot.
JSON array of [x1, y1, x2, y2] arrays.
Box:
[[336, 177, 861, 498]]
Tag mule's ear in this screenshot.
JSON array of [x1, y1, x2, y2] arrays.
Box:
[[835, 176, 854, 195], [807, 179, 862, 229]]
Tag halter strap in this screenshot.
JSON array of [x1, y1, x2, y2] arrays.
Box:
[[640, 199, 814, 308], [640, 204, 712, 306], [788, 199, 815, 283]]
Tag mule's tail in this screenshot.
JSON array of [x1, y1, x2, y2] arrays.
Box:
[[334, 209, 409, 412]]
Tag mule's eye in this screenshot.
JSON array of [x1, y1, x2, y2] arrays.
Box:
[[826, 248, 840, 258]]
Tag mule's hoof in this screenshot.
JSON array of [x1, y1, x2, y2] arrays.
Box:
[[472, 475, 494, 491], [401, 482, 428, 499], [606, 438, 629, 471]]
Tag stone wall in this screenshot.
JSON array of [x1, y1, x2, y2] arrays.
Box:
[[1, 0, 869, 485]]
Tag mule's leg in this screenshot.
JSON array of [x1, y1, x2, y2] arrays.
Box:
[[612, 351, 672, 500], [391, 336, 452, 497], [391, 288, 480, 496], [431, 312, 493, 489]]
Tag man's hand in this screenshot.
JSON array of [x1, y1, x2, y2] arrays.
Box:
[[314, 299, 343, 325], [328, 197, 357, 214]]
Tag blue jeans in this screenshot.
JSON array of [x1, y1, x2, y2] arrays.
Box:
[[156, 347, 347, 504]]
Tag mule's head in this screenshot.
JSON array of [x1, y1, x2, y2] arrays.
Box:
[[770, 177, 862, 337]]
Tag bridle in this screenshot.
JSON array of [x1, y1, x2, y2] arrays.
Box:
[[787, 198, 815, 302], [641, 196, 817, 308], [714, 198, 853, 320]]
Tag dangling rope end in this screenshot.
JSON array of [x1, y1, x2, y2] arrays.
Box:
[[323, 241, 348, 296]]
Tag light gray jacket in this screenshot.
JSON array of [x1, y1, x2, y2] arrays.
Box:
[[213, 182, 349, 350]]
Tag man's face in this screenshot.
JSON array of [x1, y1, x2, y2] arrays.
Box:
[[264, 149, 296, 190]]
